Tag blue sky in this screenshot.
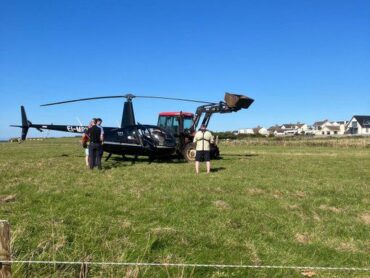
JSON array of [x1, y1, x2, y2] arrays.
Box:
[[1, 0, 369, 139]]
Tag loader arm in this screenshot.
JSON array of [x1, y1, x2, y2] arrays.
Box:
[[190, 93, 254, 131]]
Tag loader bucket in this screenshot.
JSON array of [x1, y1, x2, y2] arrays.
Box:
[[224, 93, 254, 109]]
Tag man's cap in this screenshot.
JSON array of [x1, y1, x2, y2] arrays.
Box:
[[96, 118, 102, 122]]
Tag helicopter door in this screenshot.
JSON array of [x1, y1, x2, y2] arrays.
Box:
[[123, 127, 140, 146], [137, 127, 156, 150]]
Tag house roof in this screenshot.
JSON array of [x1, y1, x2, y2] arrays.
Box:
[[313, 120, 329, 126], [353, 115, 370, 127], [325, 125, 340, 131], [281, 124, 297, 129], [269, 128, 286, 133]]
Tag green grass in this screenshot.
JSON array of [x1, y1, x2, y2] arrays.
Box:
[[0, 138, 369, 277]]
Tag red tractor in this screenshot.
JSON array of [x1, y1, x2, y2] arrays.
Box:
[[157, 93, 254, 161]]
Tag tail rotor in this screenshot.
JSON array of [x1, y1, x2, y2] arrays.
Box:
[[21, 106, 31, 140], [10, 106, 31, 141]]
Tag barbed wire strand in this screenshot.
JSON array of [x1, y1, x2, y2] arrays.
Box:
[[0, 260, 369, 272]]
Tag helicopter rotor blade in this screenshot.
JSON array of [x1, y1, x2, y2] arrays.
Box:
[[41, 94, 215, 107], [40, 95, 127, 106], [135, 96, 214, 104]]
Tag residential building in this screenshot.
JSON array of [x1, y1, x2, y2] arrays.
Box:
[[345, 116, 370, 135], [253, 127, 269, 136], [238, 128, 255, 135], [313, 120, 330, 132], [313, 120, 347, 135], [239, 127, 269, 136]]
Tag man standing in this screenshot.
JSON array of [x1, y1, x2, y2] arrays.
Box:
[[87, 119, 104, 170], [96, 118, 104, 160], [193, 124, 214, 174], [82, 119, 95, 167]]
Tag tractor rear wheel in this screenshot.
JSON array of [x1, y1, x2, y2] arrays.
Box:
[[182, 143, 196, 162]]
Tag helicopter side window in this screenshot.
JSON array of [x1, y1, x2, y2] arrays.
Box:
[[124, 127, 140, 145], [143, 127, 151, 138]]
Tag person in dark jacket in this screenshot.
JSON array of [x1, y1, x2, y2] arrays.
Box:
[[87, 119, 104, 170], [96, 118, 104, 160]]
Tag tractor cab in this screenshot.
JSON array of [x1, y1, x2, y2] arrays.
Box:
[[157, 112, 194, 136]]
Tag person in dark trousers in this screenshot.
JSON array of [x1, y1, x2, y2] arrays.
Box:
[[96, 118, 104, 160], [87, 119, 104, 170]]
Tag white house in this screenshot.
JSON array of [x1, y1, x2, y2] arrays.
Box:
[[313, 120, 347, 136], [281, 123, 309, 134], [239, 127, 268, 136], [253, 127, 269, 136], [319, 125, 341, 135], [268, 126, 293, 136], [296, 123, 309, 134], [238, 128, 255, 135], [313, 120, 330, 132], [345, 116, 370, 135], [271, 123, 309, 136]]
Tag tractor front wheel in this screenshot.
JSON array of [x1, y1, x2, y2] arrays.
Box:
[[182, 143, 196, 162]]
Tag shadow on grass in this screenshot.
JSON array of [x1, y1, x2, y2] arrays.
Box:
[[211, 167, 226, 172], [219, 153, 258, 161], [102, 155, 187, 169]]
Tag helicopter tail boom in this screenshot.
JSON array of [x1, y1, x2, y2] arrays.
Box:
[[10, 106, 91, 140]]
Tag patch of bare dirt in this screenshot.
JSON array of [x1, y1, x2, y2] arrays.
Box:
[[319, 204, 342, 213], [0, 195, 16, 203], [295, 191, 306, 198], [246, 188, 265, 195], [312, 212, 321, 221], [295, 233, 310, 244], [359, 213, 370, 225], [213, 200, 231, 210], [272, 190, 284, 199], [150, 227, 177, 235], [287, 204, 299, 210], [301, 270, 316, 277], [336, 241, 358, 253]]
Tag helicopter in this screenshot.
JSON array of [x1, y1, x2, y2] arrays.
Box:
[[11, 93, 254, 161]]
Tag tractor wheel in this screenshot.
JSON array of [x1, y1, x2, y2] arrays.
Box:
[[182, 143, 196, 162]]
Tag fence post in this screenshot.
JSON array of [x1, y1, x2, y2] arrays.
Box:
[[0, 220, 11, 278]]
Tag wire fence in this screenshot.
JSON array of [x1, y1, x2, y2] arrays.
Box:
[[0, 260, 370, 277]]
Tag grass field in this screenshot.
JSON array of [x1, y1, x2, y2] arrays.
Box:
[[0, 138, 369, 277]]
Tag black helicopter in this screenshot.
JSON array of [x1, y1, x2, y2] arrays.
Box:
[[12, 94, 211, 159], [11, 93, 254, 161]]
